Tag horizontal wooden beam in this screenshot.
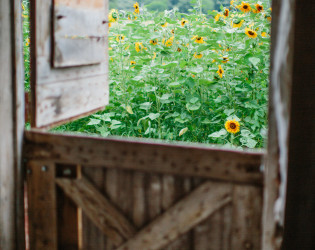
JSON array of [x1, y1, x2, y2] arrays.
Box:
[[56, 177, 136, 246], [24, 130, 264, 185], [117, 181, 232, 250]]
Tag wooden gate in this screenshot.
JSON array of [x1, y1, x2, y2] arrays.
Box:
[[24, 131, 263, 250]]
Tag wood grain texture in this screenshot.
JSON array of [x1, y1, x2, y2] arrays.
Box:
[[24, 131, 264, 185], [56, 177, 136, 246], [117, 181, 232, 250], [26, 161, 58, 250], [56, 164, 79, 250], [53, 0, 106, 67], [231, 185, 263, 250], [0, 0, 25, 249], [281, 0, 315, 249], [82, 167, 107, 249], [262, 0, 295, 249], [35, 76, 109, 128], [30, 0, 109, 128], [132, 172, 146, 229]]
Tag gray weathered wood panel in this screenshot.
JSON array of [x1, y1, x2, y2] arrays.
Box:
[[53, 0, 107, 67], [30, 0, 109, 128], [0, 0, 25, 249]]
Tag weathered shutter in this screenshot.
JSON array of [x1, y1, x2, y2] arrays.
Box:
[[30, 0, 109, 128]]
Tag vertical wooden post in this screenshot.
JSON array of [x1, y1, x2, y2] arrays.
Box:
[[26, 161, 58, 249], [282, 1, 315, 249], [0, 0, 25, 249]]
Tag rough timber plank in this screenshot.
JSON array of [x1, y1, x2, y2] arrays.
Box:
[[281, 0, 315, 249], [56, 177, 136, 246], [56, 164, 79, 250], [82, 168, 107, 249], [30, 0, 109, 128], [24, 131, 264, 185], [26, 161, 58, 250], [163, 177, 192, 250], [117, 181, 232, 250], [53, 0, 106, 67], [0, 0, 25, 249], [231, 185, 263, 250], [132, 172, 146, 229], [35, 75, 109, 128]]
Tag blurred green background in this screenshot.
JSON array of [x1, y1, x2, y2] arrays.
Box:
[[109, 0, 230, 13]]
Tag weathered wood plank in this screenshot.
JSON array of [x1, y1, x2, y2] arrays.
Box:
[[281, 0, 315, 249], [53, 0, 106, 67], [56, 164, 79, 250], [147, 174, 162, 220], [231, 185, 263, 250], [0, 0, 25, 249], [30, 0, 109, 128], [132, 172, 146, 229], [117, 181, 232, 250], [24, 131, 264, 185], [164, 177, 192, 250], [82, 167, 107, 249], [262, 0, 295, 249], [56, 177, 136, 246], [105, 168, 119, 250], [35, 75, 109, 128], [26, 161, 58, 250]]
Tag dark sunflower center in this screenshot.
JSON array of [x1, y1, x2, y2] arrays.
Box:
[[230, 123, 236, 129], [197, 37, 201, 40], [248, 31, 254, 35], [258, 6, 262, 10], [183, 21, 186, 24], [135, 6, 138, 9], [219, 69, 222, 73], [244, 5, 248, 9]]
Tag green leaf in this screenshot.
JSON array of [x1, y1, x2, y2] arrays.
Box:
[[208, 129, 227, 138], [186, 102, 201, 111], [249, 57, 260, 66], [148, 113, 160, 120], [87, 119, 101, 126]]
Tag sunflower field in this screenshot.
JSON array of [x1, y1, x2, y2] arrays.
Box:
[[23, 0, 272, 148]]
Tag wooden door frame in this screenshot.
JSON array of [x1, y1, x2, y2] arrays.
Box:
[[0, 0, 25, 249], [1, 0, 315, 249]]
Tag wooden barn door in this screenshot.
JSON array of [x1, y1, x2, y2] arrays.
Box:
[[25, 0, 265, 249], [24, 131, 264, 250]]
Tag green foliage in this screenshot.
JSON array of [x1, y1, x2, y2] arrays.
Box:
[[23, 0, 271, 148], [22, 0, 30, 92]]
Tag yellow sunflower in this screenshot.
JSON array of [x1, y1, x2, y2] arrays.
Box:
[[152, 52, 157, 60], [161, 22, 168, 27], [130, 61, 136, 65], [133, 2, 140, 14], [109, 9, 119, 23], [217, 65, 224, 78], [193, 52, 203, 59], [231, 19, 244, 28], [215, 13, 222, 22], [225, 120, 240, 134], [253, 4, 263, 13], [238, 2, 251, 12], [245, 28, 257, 38], [223, 9, 229, 17], [193, 36, 205, 44], [222, 56, 229, 63], [165, 37, 173, 47], [150, 39, 158, 45], [181, 18, 188, 26], [115, 34, 125, 43], [135, 42, 143, 52], [261, 32, 267, 37], [177, 47, 182, 52]]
